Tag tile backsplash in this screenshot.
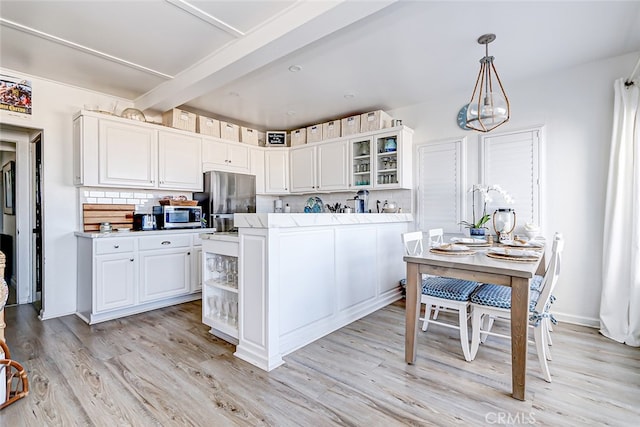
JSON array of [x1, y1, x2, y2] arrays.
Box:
[[79, 187, 192, 213]]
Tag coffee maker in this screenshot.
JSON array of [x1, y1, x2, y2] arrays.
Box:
[[354, 190, 369, 213]]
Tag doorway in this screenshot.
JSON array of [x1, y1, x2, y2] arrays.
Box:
[[0, 125, 39, 312]]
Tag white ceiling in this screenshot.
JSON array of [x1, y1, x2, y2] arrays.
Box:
[[1, 1, 639, 130]]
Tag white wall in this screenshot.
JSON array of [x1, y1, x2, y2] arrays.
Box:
[[0, 68, 133, 318], [390, 51, 640, 327]]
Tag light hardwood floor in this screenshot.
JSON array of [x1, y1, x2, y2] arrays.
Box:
[[1, 300, 638, 426]]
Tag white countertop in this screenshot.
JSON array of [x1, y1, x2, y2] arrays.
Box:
[[199, 232, 239, 243], [75, 228, 217, 238], [234, 213, 414, 228]]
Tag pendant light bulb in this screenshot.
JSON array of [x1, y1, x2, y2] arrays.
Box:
[[465, 34, 510, 132]]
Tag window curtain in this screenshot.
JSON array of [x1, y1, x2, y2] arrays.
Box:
[[600, 78, 640, 346]]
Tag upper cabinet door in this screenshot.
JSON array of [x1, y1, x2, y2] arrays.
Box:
[[317, 140, 349, 191], [158, 131, 203, 191], [290, 145, 316, 193], [264, 149, 289, 194], [98, 120, 157, 188], [202, 138, 250, 173]]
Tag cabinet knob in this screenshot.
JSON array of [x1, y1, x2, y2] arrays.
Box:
[[114, 244, 120, 248], [161, 241, 171, 245], [130, 258, 134, 262], [187, 252, 191, 255]]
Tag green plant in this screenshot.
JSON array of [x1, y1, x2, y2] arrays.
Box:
[[460, 184, 513, 229]]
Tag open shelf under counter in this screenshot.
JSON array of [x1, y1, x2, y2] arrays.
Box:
[[204, 279, 238, 293]]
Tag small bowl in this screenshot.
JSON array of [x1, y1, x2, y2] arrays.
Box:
[[524, 230, 539, 239]]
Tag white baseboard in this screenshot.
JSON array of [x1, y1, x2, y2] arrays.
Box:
[[554, 312, 599, 328]]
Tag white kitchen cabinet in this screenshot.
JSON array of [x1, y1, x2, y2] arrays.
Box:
[[94, 237, 136, 313], [95, 253, 136, 312], [348, 127, 414, 190], [98, 118, 157, 188], [73, 111, 203, 191], [264, 148, 289, 194], [158, 130, 203, 191], [73, 115, 87, 186], [290, 141, 348, 193], [370, 128, 413, 189], [317, 140, 349, 191], [76, 230, 206, 325], [202, 137, 250, 173], [290, 145, 316, 193], [138, 234, 192, 303], [349, 135, 373, 190]]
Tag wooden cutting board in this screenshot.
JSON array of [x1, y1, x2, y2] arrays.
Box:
[[83, 204, 135, 232]]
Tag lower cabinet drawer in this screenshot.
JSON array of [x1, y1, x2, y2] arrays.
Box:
[[95, 238, 135, 255], [138, 234, 191, 251]]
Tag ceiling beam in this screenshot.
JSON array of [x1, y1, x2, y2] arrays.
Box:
[[135, 0, 397, 113], [165, 0, 245, 38]]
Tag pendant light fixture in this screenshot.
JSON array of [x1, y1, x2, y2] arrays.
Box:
[[466, 33, 510, 132]]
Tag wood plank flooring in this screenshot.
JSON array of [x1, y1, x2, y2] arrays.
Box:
[[1, 300, 638, 426]]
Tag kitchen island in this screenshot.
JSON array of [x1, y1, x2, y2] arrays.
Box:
[[216, 213, 412, 371]]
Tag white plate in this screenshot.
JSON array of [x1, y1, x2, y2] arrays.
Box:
[[488, 247, 539, 258], [116, 228, 130, 232], [501, 239, 544, 248], [451, 237, 488, 245], [435, 243, 470, 252]]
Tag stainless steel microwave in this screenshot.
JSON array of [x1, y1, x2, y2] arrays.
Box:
[[152, 205, 202, 229]]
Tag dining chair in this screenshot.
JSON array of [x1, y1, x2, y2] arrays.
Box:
[[401, 230, 481, 362], [469, 233, 564, 382], [402, 231, 424, 256], [427, 228, 444, 248]]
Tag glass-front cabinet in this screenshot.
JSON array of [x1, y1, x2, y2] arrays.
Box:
[[350, 136, 373, 188], [375, 133, 399, 187], [202, 238, 239, 343], [349, 126, 413, 190]]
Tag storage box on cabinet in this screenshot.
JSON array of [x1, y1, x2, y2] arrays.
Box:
[[322, 120, 341, 140], [290, 128, 306, 146], [241, 126, 260, 145], [341, 115, 361, 137], [360, 110, 392, 133], [163, 108, 197, 132], [306, 124, 323, 143], [220, 121, 240, 142], [197, 116, 221, 137]]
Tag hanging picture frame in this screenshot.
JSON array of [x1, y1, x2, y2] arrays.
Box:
[[3, 161, 15, 215], [0, 74, 32, 115]]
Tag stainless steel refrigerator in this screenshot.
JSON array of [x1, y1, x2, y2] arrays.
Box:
[[194, 171, 256, 232]]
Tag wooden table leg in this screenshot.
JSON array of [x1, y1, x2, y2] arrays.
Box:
[[405, 262, 420, 364], [510, 277, 529, 400]]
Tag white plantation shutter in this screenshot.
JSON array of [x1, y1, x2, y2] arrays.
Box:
[[481, 128, 541, 232], [416, 139, 465, 233]]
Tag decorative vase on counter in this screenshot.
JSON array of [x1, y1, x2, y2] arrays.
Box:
[[469, 227, 486, 237]]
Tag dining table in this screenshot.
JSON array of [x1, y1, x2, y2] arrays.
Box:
[[403, 243, 546, 401]]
